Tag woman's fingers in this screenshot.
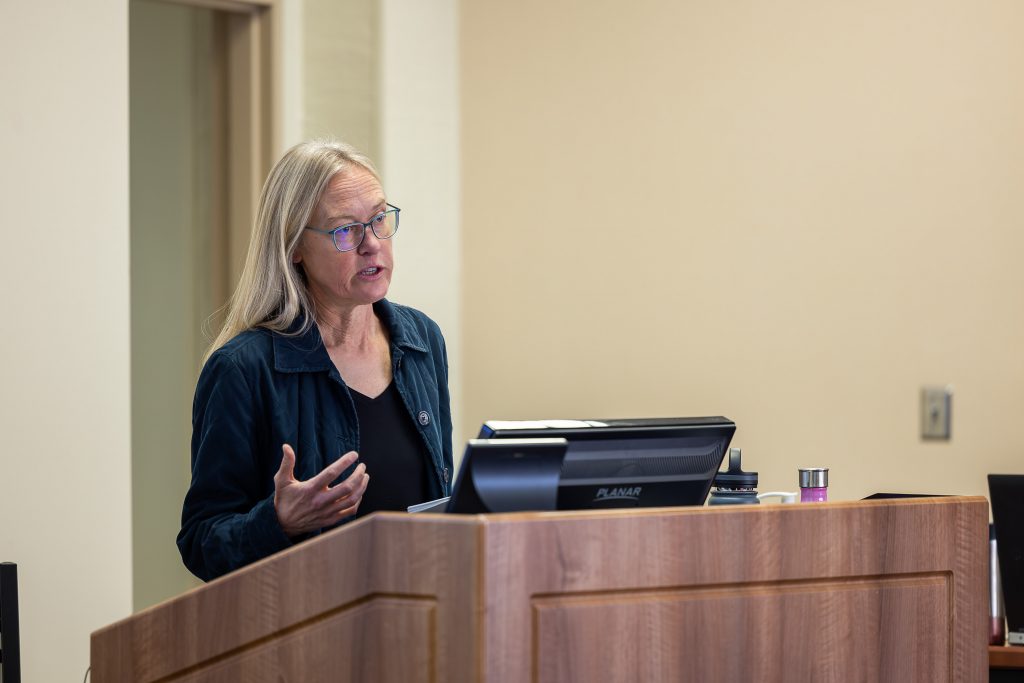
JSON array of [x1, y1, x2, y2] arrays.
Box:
[[333, 503, 359, 521], [312, 475, 367, 526], [335, 471, 370, 506], [274, 444, 297, 487], [310, 450, 359, 488], [334, 479, 368, 519], [274, 446, 371, 536], [325, 464, 368, 501]]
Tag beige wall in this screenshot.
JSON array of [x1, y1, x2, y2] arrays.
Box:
[[0, 1, 133, 681], [461, 0, 1024, 499]]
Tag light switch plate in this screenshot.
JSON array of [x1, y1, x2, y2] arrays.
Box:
[[921, 386, 952, 440]]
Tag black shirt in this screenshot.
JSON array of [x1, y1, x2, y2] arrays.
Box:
[[350, 381, 432, 516]]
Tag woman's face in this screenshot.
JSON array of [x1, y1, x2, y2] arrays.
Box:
[[294, 166, 393, 312]]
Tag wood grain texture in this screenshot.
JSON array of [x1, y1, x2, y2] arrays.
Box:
[[92, 497, 987, 682], [532, 574, 950, 682], [479, 496, 987, 682], [91, 513, 480, 682], [172, 596, 435, 683]]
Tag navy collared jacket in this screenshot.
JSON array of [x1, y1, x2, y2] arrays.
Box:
[[177, 299, 453, 581]]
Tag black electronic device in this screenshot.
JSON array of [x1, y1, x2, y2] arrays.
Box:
[[989, 474, 1024, 646], [478, 416, 736, 510], [445, 438, 568, 514], [0, 562, 21, 683]]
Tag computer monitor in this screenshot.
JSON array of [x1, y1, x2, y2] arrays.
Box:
[[478, 417, 736, 509], [446, 438, 568, 513]]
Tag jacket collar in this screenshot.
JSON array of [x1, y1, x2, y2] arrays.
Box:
[[272, 299, 426, 373]]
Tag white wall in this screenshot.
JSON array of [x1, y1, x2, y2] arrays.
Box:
[[0, 1, 133, 681]]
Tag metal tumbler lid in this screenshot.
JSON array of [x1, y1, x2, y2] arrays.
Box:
[[798, 468, 829, 488]]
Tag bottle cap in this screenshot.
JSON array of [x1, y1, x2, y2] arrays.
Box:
[[714, 448, 758, 488], [798, 468, 828, 488]]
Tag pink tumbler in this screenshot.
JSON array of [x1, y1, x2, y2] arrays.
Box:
[[799, 468, 829, 502]]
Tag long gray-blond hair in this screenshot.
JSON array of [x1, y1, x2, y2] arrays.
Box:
[[205, 139, 380, 362]]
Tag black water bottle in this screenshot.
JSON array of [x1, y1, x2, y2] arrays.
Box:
[[708, 447, 759, 505]]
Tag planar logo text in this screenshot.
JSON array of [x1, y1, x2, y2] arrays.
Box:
[[593, 486, 642, 502]]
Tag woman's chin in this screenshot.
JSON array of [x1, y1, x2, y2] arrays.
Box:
[[349, 279, 391, 306], [365, 278, 391, 301]]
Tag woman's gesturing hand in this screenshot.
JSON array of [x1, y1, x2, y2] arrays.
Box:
[[273, 444, 370, 538]]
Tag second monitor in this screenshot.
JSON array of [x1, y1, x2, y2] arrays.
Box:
[[478, 416, 736, 509]]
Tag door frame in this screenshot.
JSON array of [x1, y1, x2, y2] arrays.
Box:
[[148, 0, 278, 288]]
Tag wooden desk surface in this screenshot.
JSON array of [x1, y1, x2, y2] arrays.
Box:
[[990, 646, 1024, 669]]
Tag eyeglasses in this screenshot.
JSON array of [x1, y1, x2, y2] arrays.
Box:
[[304, 203, 401, 252]]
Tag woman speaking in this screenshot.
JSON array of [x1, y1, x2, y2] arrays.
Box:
[[177, 140, 453, 581]]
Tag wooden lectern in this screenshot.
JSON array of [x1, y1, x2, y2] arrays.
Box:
[[91, 496, 988, 682]]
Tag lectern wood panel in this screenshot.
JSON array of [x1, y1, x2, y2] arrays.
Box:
[[479, 497, 987, 682], [91, 514, 480, 683], [92, 497, 987, 683], [532, 574, 950, 682], [174, 597, 435, 683]]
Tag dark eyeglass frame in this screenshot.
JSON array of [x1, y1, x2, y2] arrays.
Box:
[[303, 203, 401, 252]]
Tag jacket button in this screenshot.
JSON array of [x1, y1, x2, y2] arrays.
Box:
[[417, 411, 430, 426]]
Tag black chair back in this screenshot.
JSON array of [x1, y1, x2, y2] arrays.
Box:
[[0, 562, 20, 683]]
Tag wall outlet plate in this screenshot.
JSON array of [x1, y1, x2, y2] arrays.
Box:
[[921, 386, 952, 440]]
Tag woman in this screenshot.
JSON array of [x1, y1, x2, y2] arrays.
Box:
[[177, 140, 453, 581]]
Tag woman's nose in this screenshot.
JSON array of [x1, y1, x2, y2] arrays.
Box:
[[358, 226, 382, 254]]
